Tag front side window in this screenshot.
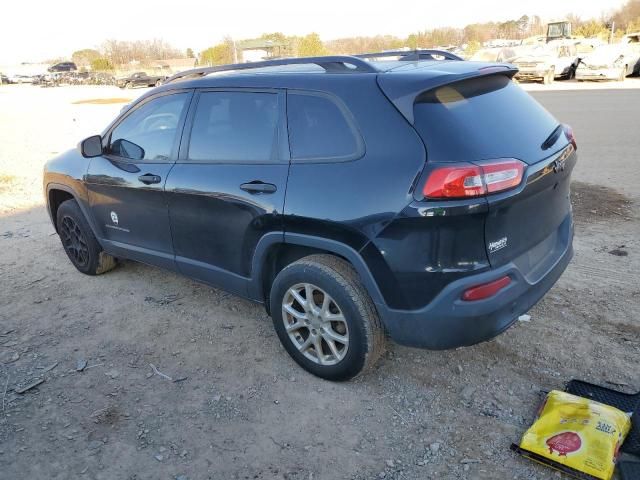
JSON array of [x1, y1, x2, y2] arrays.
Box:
[[108, 93, 188, 162], [287, 92, 362, 161], [187, 91, 279, 163]]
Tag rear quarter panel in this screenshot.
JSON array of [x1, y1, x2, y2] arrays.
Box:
[[283, 76, 427, 296]]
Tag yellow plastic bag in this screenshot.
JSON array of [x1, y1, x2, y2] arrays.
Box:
[[516, 390, 631, 480]]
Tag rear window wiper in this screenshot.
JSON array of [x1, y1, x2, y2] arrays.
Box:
[[541, 124, 563, 150]]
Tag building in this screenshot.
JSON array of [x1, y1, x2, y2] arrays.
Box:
[[238, 39, 287, 62]]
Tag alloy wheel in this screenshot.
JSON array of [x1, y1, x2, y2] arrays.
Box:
[[60, 216, 89, 267], [282, 283, 349, 366]]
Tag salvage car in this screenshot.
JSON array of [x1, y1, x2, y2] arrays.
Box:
[[512, 42, 579, 84], [470, 47, 518, 63], [43, 51, 576, 380], [117, 71, 166, 89], [576, 44, 640, 81], [9, 74, 33, 84], [48, 62, 77, 72]]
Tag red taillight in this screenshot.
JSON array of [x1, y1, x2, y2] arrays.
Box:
[[461, 275, 511, 301], [422, 165, 484, 198], [563, 124, 577, 150], [423, 159, 525, 199]]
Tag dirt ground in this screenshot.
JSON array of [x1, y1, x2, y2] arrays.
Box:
[[0, 84, 639, 480]]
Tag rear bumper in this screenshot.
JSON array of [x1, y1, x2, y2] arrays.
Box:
[[378, 216, 573, 349]]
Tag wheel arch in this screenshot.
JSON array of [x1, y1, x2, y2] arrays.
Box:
[[250, 232, 386, 314], [46, 183, 101, 240]]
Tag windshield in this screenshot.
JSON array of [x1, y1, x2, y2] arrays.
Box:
[[515, 45, 552, 58], [547, 23, 569, 38], [583, 46, 625, 64]]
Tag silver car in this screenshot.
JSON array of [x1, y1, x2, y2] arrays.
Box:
[[576, 44, 640, 81]]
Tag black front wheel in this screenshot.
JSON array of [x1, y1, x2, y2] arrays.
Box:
[[56, 199, 117, 275]]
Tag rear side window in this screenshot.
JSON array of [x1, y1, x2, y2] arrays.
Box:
[[287, 92, 362, 161], [188, 91, 279, 163], [413, 75, 559, 164]]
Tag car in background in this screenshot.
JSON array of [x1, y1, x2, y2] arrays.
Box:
[[470, 47, 518, 63], [116, 71, 166, 89], [9, 74, 33, 84], [576, 44, 640, 81], [512, 42, 579, 84], [48, 62, 78, 73]]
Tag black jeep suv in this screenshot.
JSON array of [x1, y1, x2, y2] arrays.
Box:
[[44, 51, 576, 380]]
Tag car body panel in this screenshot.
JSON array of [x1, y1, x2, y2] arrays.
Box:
[[44, 149, 94, 229], [84, 159, 178, 270], [166, 162, 290, 296], [484, 145, 576, 269]]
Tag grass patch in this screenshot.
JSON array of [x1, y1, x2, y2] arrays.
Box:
[[72, 98, 131, 105], [0, 174, 17, 193]]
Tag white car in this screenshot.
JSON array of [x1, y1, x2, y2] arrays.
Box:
[[8, 74, 33, 84], [512, 42, 579, 84], [576, 44, 640, 81]]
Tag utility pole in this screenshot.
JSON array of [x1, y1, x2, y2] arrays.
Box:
[[610, 21, 615, 44]]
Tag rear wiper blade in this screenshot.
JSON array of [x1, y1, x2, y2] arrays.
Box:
[[541, 124, 563, 150]]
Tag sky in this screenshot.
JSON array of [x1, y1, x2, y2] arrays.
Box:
[[0, 0, 628, 64]]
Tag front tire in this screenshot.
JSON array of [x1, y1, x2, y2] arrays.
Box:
[[56, 199, 117, 275], [270, 254, 384, 381]]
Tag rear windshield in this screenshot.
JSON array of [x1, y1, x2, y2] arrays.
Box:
[[413, 75, 559, 164]]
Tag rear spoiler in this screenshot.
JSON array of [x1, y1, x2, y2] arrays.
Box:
[[376, 63, 518, 124]]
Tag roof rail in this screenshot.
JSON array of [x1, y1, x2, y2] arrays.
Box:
[[355, 49, 464, 61], [165, 56, 378, 83]]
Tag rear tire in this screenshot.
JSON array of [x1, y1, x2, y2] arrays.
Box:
[[270, 254, 385, 381], [56, 199, 117, 275], [125, 82, 132, 89]]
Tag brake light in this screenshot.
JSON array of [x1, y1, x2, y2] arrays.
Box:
[[423, 159, 525, 199], [461, 275, 511, 301], [563, 124, 577, 150]]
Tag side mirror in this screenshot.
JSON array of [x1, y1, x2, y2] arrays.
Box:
[[79, 135, 103, 158], [110, 138, 145, 160]]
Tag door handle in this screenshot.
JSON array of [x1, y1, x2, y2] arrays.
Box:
[[138, 173, 162, 185], [240, 182, 277, 194]]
